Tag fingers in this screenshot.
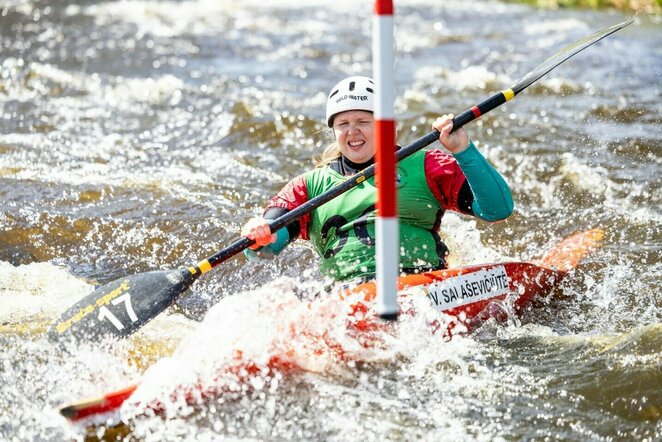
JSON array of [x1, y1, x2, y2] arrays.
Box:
[[433, 113, 469, 154], [433, 114, 454, 134], [241, 217, 276, 249], [433, 114, 455, 147]]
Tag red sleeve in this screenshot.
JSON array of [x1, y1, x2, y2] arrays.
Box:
[[265, 174, 311, 240], [424, 149, 468, 212]]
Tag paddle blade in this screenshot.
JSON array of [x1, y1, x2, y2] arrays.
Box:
[[536, 228, 605, 272], [48, 269, 198, 343], [513, 19, 633, 94]]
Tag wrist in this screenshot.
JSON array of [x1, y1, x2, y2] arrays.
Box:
[[449, 140, 472, 155]]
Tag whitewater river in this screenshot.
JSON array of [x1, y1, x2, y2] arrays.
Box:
[[0, 0, 660, 440]]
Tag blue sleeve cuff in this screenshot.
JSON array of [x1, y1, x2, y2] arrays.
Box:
[[242, 227, 291, 260], [453, 141, 514, 222], [451, 141, 480, 165]]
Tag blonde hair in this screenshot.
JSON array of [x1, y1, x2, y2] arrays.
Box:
[[313, 142, 341, 167], [313, 127, 341, 167]]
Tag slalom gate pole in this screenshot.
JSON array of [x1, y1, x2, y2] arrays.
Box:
[[373, 0, 398, 321]]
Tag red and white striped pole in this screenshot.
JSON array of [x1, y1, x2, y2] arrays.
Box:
[[373, 0, 398, 321]]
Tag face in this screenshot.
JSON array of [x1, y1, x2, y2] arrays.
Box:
[[332, 110, 375, 164]]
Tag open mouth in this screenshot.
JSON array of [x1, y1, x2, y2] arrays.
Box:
[[348, 140, 365, 149]]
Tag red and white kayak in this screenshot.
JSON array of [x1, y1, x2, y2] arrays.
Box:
[[59, 229, 604, 423]]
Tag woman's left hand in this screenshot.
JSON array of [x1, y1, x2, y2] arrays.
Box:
[[241, 217, 276, 250], [433, 114, 469, 154]]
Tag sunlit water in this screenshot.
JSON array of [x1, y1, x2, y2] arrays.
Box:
[[0, 0, 660, 440]]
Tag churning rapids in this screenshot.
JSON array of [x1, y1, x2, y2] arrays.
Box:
[[0, 1, 660, 441]]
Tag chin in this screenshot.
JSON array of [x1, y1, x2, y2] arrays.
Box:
[[345, 149, 373, 164]]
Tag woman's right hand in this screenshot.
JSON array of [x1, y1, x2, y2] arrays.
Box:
[[433, 114, 469, 154], [241, 217, 276, 250]]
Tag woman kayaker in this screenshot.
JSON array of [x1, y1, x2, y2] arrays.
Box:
[[241, 76, 513, 284]]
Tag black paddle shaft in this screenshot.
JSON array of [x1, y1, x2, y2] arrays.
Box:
[[48, 19, 632, 343]]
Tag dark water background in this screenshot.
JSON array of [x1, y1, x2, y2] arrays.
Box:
[[0, 1, 660, 440]]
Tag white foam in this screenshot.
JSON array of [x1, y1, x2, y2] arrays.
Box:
[[78, 0, 524, 42], [414, 65, 512, 93], [0, 58, 92, 101], [440, 212, 507, 266], [0, 260, 91, 322]]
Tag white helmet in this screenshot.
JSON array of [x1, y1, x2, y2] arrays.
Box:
[[325, 76, 375, 127]]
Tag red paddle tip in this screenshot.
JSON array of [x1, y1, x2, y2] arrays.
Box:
[[59, 384, 138, 421]]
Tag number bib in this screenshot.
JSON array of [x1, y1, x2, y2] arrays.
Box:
[[306, 150, 447, 282]]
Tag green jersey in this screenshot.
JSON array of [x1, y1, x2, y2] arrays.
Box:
[[304, 150, 447, 281]]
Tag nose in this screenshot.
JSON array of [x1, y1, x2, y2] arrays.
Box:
[[347, 123, 361, 134]]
